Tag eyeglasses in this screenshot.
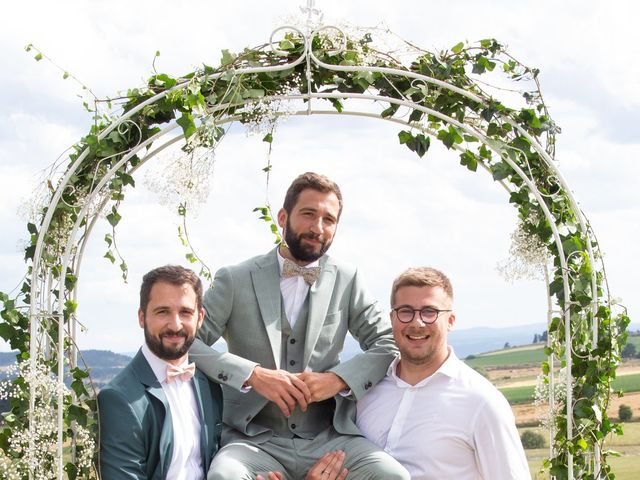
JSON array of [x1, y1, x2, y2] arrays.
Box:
[[391, 306, 452, 324]]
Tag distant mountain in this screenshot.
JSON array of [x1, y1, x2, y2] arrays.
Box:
[[338, 322, 548, 360], [0, 349, 132, 390], [448, 323, 548, 358], [0, 321, 636, 383]]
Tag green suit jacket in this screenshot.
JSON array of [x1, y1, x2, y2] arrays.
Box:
[[98, 350, 223, 479], [191, 248, 397, 439]]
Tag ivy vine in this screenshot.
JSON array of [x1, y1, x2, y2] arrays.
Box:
[[0, 28, 630, 479]]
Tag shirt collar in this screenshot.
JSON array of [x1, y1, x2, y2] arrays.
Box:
[[141, 343, 191, 384], [388, 346, 461, 387], [276, 247, 320, 274]]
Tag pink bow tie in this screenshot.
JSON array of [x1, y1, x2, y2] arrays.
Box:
[[282, 259, 321, 285], [166, 362, 196, 383]]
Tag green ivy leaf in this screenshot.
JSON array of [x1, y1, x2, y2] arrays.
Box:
[[103, 250, 116, 264], [451, 42, 464, 54], [491, 161, 511, 181], [380, 104, 399, 118], [106, 208, 121, 227], [220, 49, 236, 66], [177, 112, 196, 139], [398, 130, 413, 145], [330, 98, 343, 113], [278, 39, 295, 50], [437, 125, 463, 149], [459, 150, 478, 172]]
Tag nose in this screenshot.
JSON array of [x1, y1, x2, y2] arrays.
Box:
[[167, 311, 182, 330], [309, 217, 323, 234], [411, 315, 428, 327]]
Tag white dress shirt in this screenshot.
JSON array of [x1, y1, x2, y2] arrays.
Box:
[[141, 344, 204, 480], [356, 348, 531, 480], [277, 250, 319, 328]]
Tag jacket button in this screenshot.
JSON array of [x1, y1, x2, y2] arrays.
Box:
[[291, 424, 296, 429], [289, 360, 296, 366], [364, 381, 372, 390], [290, 338, 296, 344], [217, 373, 224, 380], [223, 375, 228, 381], [246, 415, 252, 421]]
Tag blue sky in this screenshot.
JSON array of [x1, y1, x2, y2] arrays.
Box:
[[1, 0, 638, 352]]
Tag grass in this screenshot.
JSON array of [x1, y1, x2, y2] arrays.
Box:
[[500, 373, 640, 404], [465, 345, 546, 368], [613, 373, 640, 394], [501, 385, 536, 404]]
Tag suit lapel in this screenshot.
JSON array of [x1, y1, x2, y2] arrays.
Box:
[[191, 369, 213, 469], [251, 250, 283, 369], [304, 258, 337, 368], [132, 351, 173, 477]]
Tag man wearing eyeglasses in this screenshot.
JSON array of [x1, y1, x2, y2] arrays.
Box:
[[356, 267, 531, 479]]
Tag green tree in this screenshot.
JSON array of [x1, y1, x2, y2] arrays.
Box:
[[622, 343, 637, 359], [619, 404, 633, 422], [521, 430, 545, 449]]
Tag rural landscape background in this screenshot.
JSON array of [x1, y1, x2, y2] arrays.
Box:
[[2, 325, 639, 477]]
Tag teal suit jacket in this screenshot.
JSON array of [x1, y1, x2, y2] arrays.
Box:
[[191, 248, 397, 439], [98, 350, 223, 479]]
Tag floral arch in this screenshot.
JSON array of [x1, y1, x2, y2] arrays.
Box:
[[0, 10, 630, 480]]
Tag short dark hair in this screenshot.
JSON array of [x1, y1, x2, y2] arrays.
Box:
[[390, 267, 454, 306], [139, 265, 203, 313], [283, 172, 343, 217]]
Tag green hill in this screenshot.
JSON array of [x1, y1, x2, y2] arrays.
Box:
[[465, 344, 546, 369]]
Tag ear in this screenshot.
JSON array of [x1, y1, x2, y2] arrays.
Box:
[[446, 312, 456, 331], [138, 308, 145, 329], [277, 208, 287, 229], [197, 307, 205, 329]]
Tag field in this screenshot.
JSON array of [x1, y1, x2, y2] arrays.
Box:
[[467, 339, 640, 479], [499, 373, 640, 405], [627, 334, 640, 350], [466, 344, 547, 368]]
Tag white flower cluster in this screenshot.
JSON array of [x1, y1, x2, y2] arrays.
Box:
[[144, 147, 215, 217], [243, 97, 293, 138], [0, 359, 96, 479], [533, 367, 570, 431], [497, 219, 549, 282]]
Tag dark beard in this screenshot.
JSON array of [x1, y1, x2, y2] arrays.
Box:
[[284, 217, 332, 262], [143, 321, 194, 361]]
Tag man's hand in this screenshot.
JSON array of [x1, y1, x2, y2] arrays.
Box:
[[246, 366, 311, 417], [296, 371, 348, 403], [256, 473, 283, 480], [306, 451, 348, 480]]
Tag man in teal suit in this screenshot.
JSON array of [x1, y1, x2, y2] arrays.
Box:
[[191, 172, 409, 479], [98, 265, 223, 479]]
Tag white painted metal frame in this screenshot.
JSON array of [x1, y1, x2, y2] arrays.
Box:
[[26, 9, 601, 480]]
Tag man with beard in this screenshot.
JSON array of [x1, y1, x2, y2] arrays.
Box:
[[191, 172, 408, 479], [98, 265, 223, 479], [356, 267, 531, 479]]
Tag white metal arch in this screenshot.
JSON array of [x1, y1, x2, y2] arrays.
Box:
[[26, 19, 604, 480]]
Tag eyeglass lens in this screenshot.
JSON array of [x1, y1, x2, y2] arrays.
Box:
[[396, 307, 439, 323]]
